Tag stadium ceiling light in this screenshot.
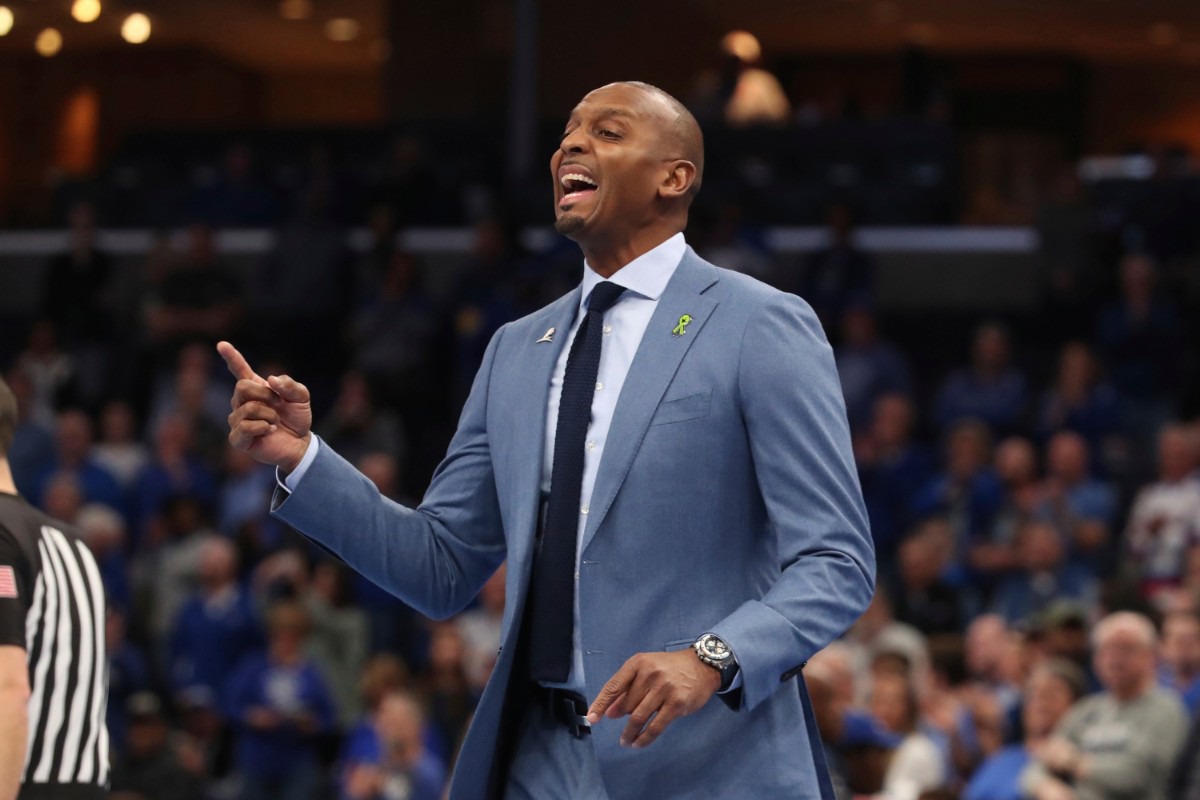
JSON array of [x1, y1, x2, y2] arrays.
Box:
[[71, 0, 101, 24], [0, 6, 14, 36], [35, 27, 62, 56], [121, 12, 150, 43], [279, 0, 313, 21], [325, 17, 360, 42]]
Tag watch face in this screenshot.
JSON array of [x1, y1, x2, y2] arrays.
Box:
[[700, 635, 731, 662]]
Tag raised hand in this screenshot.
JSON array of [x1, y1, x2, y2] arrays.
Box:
[[218, 341, 313, 473]]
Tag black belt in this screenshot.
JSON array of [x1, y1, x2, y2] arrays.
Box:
[[530, 684, 591, 739]]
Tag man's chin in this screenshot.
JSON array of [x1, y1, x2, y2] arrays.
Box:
[[554, 212, 587, 238]]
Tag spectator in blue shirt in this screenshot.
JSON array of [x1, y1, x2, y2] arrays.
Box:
[[912, 419, 1004, 578], [226, 600, 337, 800], [971, 437, 1040, 581], [856, 393, 936, 562], [1034, 342, 1121, 455], [132, 414, 219, 545], [934, 322, 1029, 437], [991, 520, 1098, 627], [834, 303, 913, 433], [34, 408, 125, 515], [1038, 431, 1117, 571], [170, 535, 262, 699], [1159, 610, 1200, 715], [964, 658, 1086, 800], [339, 690, 445, 800]]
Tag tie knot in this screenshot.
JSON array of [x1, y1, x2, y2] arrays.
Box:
[[587, 282, 626, 314]]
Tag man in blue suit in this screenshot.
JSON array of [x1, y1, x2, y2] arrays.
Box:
[[221, 81, 874, 799]]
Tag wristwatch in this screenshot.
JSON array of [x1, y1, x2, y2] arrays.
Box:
[[693, 633, 739, 692]]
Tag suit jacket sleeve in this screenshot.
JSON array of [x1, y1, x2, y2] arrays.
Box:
[[709, 292, 875, 712], [271, 326, 509, 620]]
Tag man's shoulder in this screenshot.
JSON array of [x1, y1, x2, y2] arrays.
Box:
[[690, 251, 792, 308]]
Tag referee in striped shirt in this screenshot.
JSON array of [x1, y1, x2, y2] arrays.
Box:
[[0, 379, 108, 800]]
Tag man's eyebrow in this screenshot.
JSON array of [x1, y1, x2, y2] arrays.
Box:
[[566, 107, 635, 125]]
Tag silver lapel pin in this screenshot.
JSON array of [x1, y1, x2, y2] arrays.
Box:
[[536, 327, 555, 344]]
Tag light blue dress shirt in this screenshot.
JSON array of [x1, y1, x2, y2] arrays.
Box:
[[538, 232, 685, 691]]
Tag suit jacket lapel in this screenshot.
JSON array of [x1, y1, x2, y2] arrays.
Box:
[[581, 249, 720, 553], [505, 288, 581, 586]]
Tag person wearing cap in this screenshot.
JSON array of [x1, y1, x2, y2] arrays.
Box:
[[1021, 612, 1188, 800]]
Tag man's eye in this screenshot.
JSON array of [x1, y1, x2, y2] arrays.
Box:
[[598, 129, 620, 139]]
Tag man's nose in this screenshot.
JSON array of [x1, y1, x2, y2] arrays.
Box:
[[560, 127, 589, 155]]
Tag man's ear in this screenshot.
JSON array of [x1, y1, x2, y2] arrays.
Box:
[[660, 160, 697, 201]]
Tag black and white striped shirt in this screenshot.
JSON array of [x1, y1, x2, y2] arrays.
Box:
[[0, 493, 108, 800]]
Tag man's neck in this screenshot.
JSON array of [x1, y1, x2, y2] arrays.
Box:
[[579, 223, 683, 278], [0, 460, 16, 495]]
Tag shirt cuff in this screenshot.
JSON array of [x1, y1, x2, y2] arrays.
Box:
[[276, 436, 320, 494]]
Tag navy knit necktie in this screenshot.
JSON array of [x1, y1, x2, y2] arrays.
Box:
[[529, 281, 626, 683]]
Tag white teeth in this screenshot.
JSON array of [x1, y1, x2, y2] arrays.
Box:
[[560, 173, 597, 188]]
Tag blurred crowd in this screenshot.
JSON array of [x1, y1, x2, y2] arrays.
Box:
[[2, 166, 1200, 800]]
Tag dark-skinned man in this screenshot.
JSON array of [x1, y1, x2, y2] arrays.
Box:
[[221, 81, 874, 799]]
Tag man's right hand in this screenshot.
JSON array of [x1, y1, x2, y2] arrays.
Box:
[[218, 341, 312, 474]]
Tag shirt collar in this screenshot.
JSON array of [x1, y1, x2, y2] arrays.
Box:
[[579, 233, 686, 310]]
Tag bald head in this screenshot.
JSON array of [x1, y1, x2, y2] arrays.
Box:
[[598, 81, 705, 200]]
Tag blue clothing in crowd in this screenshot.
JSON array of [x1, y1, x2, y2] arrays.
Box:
[[859, 444, 936, 557], [225, 652, 337, 780], [35, 458, 125, 516], [1160, 671, 1200, 716], [132, 456, 219, 537], [963, 744, 1031, 800], [339, 719, 446, 800], [991, 564, 1098, 626], [1035, 383, 1122, 451], [170, 588, 262, 694], [835, 342, 912, 431], [935, 368, 1029, 436]]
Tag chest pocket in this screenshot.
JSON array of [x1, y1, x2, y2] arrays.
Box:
[[650, 390, 712, 426]]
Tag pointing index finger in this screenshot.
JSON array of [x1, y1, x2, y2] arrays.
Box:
[[588, 661, 637, 724], [217, 341, 263, 384]]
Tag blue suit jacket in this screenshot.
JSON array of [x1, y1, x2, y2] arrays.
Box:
[[273, 248, 875, 799]]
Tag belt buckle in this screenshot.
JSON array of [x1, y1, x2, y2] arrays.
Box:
[[539, 687, 590, 739], [557, 692, 590, 739]]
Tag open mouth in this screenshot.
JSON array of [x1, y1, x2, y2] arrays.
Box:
[[560, 172, 598, 205]]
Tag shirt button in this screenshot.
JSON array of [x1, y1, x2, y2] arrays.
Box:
[[574, 571, 580, 581], [603, 325, 612, 335], [581, 505, 589, 515], [586, 440, 595, 451], [595, 381, 603, 391]]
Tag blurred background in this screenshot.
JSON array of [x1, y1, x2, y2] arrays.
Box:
[[2, 1, 1200, 799]]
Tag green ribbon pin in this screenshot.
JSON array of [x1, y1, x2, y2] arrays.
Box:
[[672, 314, 692, 337]]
